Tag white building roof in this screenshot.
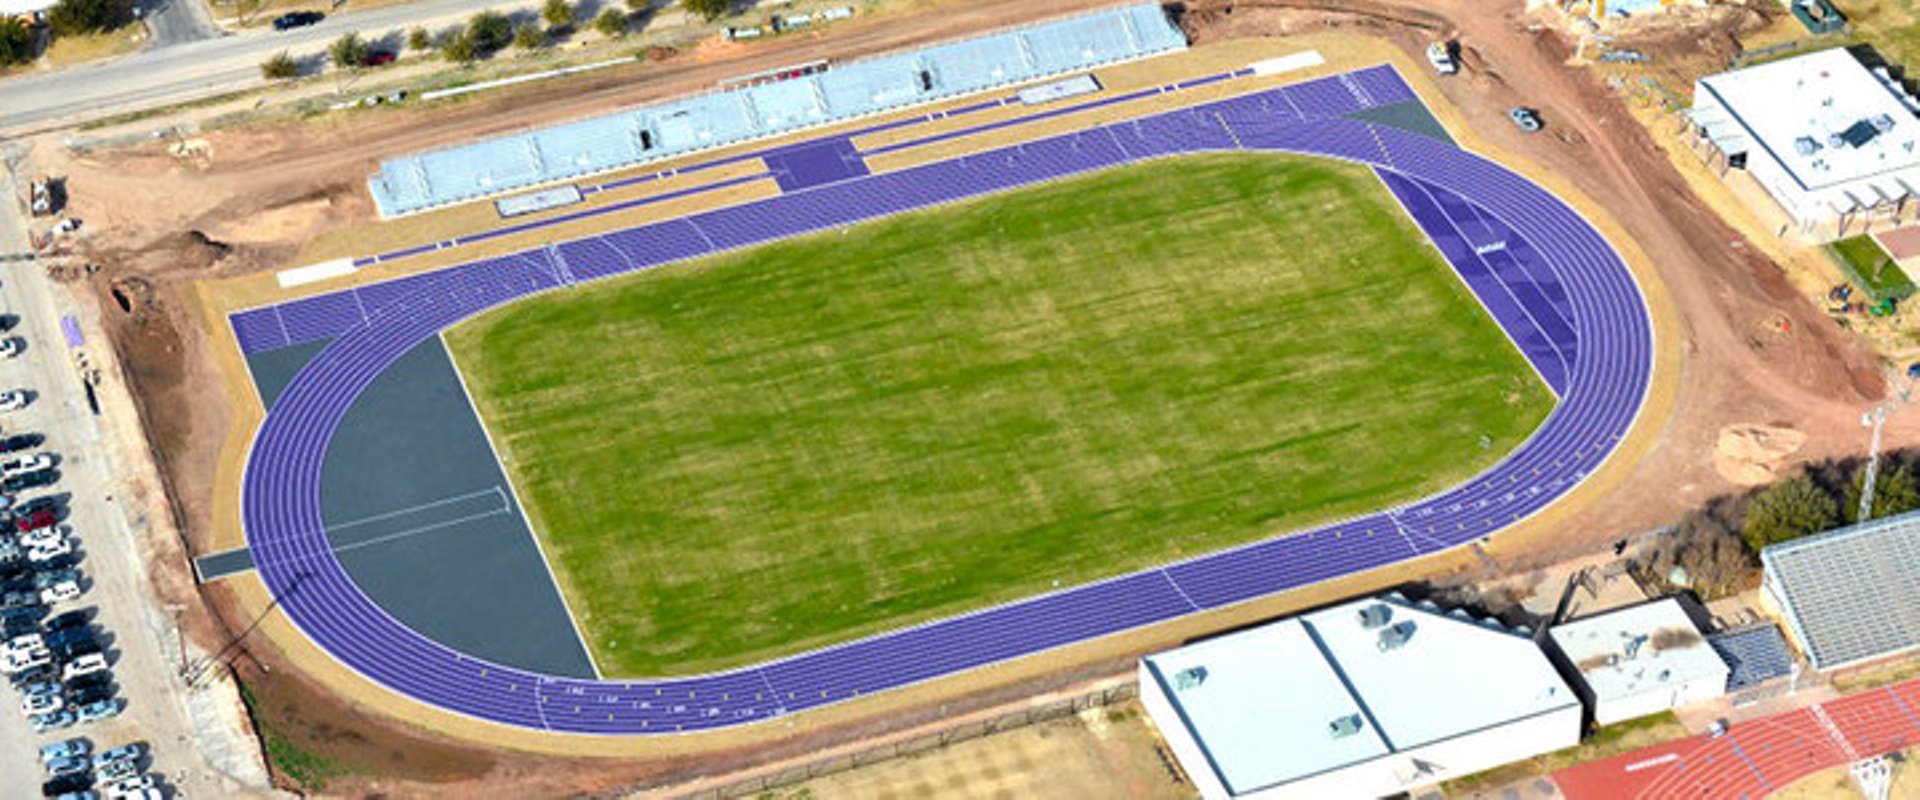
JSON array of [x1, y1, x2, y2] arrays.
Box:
[[1549, 598, 1728, 702], [1142, 594, 1577, 795], [1696, 48, 1920, 194], [1763, 510, 1920, 670]]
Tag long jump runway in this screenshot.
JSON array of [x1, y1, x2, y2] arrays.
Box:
[[229, 64, 1653, 734]]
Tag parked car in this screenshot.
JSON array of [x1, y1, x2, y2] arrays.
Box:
[[1508, 107, 1543, 132], [0, 337, 23, 359], [15, 496, 58, 516], [51, 791, 99, 800], [20, 677, 60, 697], [17, 507, 59, 532], [2, 453, 54, 477], [6, 469, 58, 492], [49, 637, 97, 661], [0, 433, 44, 454], [66, 683, 113, 708], [28, 538, 73, 563], [32, 569, 78, 591], [22, 526, 68, 550], [29, 707, 76, 733], [362, 49, 397, 67], [0, 390, 30, 413], [89, 742, 140, 769], [44, 753, 89, 777], [65, 671, 111, 692], [96, 756, 138, 782], [1426, 41, 1458, 75], [41, 772, 92, 797], [40, 580, 81, 605], [271, 10, 324, 30], [21, 690, 63, 716], [44, 608, 88, 631], [40, 736, 90, 764], [74, 698, 120, 723], [62, 653, 107, 681]]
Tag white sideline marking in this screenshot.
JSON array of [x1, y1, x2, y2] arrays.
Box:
[[276, 258, 358, 288], [1248, 50, 1326, 77]]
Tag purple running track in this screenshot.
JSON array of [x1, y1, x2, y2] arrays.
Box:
[[233, 63, 1652, 734]]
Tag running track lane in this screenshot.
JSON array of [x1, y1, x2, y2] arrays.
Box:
[[235, 65, 1655, 734], [1556, 676, 1920, 799]]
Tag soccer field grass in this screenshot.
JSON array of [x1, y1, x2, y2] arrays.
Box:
[[445, 153, 1554, 677]]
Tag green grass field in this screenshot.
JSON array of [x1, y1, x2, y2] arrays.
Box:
[[446, 154, 1553, 677]]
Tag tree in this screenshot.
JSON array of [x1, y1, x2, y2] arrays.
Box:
[[1742, 474, 1840, 553], [0, 18, 35, 66], [625, 0, 649, 11], [47, 0, 133, 34], [441, 31, 478, 63], [1844, 464, 1920, 523], [407, 26, 431, 51], [260, 51, 298, 80], [466, 10, 513, 52], [682, 0, 729, 21], [592, 9, 627, 38], [541, 0, 574, 29], [513, 22, 544, 51], [327, 31, 369, 70]]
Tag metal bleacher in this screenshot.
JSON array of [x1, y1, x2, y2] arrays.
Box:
[[366, 2, 1188, 218], [1708, 624, 1796, 691]]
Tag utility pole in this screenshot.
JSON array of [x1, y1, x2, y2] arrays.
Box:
[[1860, 406, 1888, 522]]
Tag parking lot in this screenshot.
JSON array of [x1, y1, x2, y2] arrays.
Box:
[[0, 167, 273, 796]]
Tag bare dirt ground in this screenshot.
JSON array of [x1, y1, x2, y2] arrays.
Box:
[[21, 0, 1920, 794]]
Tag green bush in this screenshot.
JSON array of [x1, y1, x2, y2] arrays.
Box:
[[406, 27, 431, 51], [513, 22, 544, 51], [683, 0, 729, 21], [593, 9, 627, 38], [327, 32, 368, 70], [0, 18, 35, 65], [442, 31, 477, 63], [466, 10, 512, 52], [260, 51, 298, 80], [48, 0, 133, 34], [1845, 464, 1920, 523], [1742, 474, 1840, 552], [542, 0, 574, 29]]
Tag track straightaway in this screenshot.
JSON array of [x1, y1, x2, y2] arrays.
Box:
[[232, 64, 1654, 734]]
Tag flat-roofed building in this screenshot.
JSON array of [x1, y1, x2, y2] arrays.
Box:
[[1139, 594, 1581, 800], [1548, 598, 1730, 725], [1688, 47, 1920, 239], [1762, 510, 1920, 671]]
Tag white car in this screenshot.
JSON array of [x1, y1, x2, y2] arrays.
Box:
[[113, 789, 164, 800], [101, 775, 156, 798], [1426, 41, 1458, 75], [20, 524, 67, 549], [20, 690, 62, 716], [2, 649, 48, 674], [0, 390, 29, 413], [39, 580, 80, 605], [5, 632, 43, 652], [0, 337, 23, 359], [28, 537, 73, 562], [62, 652, 107, 681], [1, 453, 53, 477]]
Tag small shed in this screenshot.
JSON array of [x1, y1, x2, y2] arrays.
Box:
[[1548, 598, 1730, 726]]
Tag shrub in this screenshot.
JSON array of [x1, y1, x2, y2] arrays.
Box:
[[407, 26, 431, 51], [541, 0, 574, 29], [1742, 474, 1840, 553], [441, 31, 478, 63], [593, 9, 626, 38], [683, 0, 729, 21], [1845, 464, 1920, 523], [513, 22, 544, 51], [466, 10, 512, 52], [327, 32, 368, 70], [0, 18, 35, 65], [47, 0, 133, 34], [260, 51, 298, 80]]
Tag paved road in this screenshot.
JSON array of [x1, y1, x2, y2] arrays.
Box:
[[0, 0, 548, 133], [138, 0, 222, 50]]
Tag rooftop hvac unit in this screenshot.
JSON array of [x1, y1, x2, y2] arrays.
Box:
[[1173, 666, 1208, 691], [1357, 604, 1393, 629], [1873, 114, 1897, 133], [1795, 135, 1823, 156], [1377, 620, 1418, 651], [1327, 714, 1364, 739]]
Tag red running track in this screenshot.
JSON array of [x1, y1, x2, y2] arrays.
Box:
[[1556, 677, 1920, 799]]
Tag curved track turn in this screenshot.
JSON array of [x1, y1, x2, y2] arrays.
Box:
[[236, 66, 1653, 734]]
